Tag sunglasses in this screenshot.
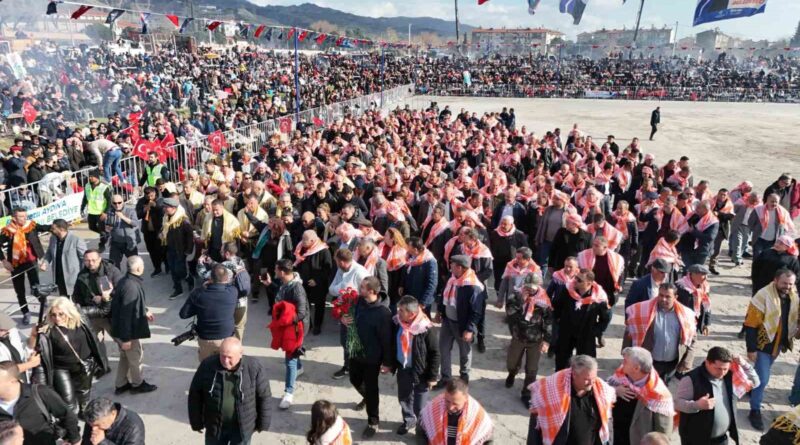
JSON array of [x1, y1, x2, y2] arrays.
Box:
[[113, 201, 124, 205], [574, 278, 584, 284]]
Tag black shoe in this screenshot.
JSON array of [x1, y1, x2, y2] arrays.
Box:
[[709, 266, 720, 275], [505, 373, 515, 388], [114, 383, 132, 395], [150, 269, 162, 277], [312, 327, 321, 336], [749, 410, 765, 431], [521, 394, 531, 408], [477, 339, 486, 353], [94, 368, 110, 379], [362, 424, 377, 438], [332, 367, 349, 380], [169, 291, 182, 300], [130, 381, 157, 394], [397, 423, 414, 435], [597, 336, 606, 348], [737, 328, 746, 339], [743, 252, 753, 258], [354, 399, 366, 411], [433, 380, 449, 390], [459, 373, 470, 384]]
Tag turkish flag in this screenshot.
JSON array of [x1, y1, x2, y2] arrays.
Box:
[[208, 130, 227, 154], [128, 110, 143, 125], [160, 132, 176, 150], [287, 28, 296, 41], [132, 140, 154, 161], [298, 30, 309, 42], [120, 124, 140, 144], [254, 25, 266, 38], [178, 166, 186, 182], [312, 116, 324, 127], [315, 33, 327, 44], [70, 5, 93, 19], [279, 118, 292, 134], [22, 101, 37, 125]]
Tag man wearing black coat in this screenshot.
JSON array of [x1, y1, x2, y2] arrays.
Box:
[[393, 296, 440, 436], [162, 197, 195, 300], [82, 398, 145, 445], [751, 236, 800, 296], [341, 276, 393, 439], [188, 338, 271, 445], [111, 256, 157, 396], [135, 187, 165, 276], [0, 362, 81, 445], [650, 106, 660, 141]]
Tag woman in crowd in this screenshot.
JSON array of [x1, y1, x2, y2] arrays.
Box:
[[379, 227, 408, 313], [306, 400, 352, 445]]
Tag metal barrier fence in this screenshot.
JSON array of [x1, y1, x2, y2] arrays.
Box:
[[416, 83, 800, 103]]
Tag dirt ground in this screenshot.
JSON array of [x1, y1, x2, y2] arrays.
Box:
[[1, 98, 798, 444]]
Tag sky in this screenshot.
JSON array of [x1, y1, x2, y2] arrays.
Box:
[[249, 0, 800, 41]]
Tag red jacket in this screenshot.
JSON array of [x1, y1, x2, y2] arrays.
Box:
[[269, 301, 304, 356]]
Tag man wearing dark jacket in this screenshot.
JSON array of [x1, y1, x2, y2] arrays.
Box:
[[751, 236, 800, 296], [0, 362, 81, 445], [553, 269, 611, 370], [111, 256, 157, 396], [650, 106, 660, 141], [162, 197, 194, 300], [678, 201, 719, 268], [180, 265, 238, 362], [188, 338, 271, 445], [401, 237, 438, 315], [82, 397, 145, 445], [341, 276, 393, 438], [272, 259, 308, 410], [393, 295, 439, 436], [548, 214, 592, 272], [72, 249, 124, 367]]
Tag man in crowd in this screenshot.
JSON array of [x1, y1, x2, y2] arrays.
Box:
[[729, 192, 759, 266], [678, 200, 719, 268], [577, 236, 624, 346], [708, 188, 735, 275], [341, 276, 393, 438], [649, 106, 660, 141], [527, 355, 616, 445], [505, 273, 551, 407], [393, 295, 439, 436], [548, 214, 591, 280], [82, 170, 112, 253], [202, 199, 241, 263], [751, 235, 800, 296], [81, 397, 145, 445], [553, 269, 610, 370], [676, 346, 759, 445], [625, 258, 670, 309], [111, 256, 157, 395], [744, 269, 799, 430], [103, 194, 139, 268], [401, 237, 438, 316], [497, 247, 541, 309], [608, 347, 673, 445], [140, 151, 169, 187], [329, 248, 371, 380], [135, 187, 165, 276], [625, 283, 697, 382], [272, 259, 308, 410], [677, 264, 712, 335], [749, 193, 795, 259], [161, 197, 194, 300], [41, 219, 85, 298], [188, 338, 271, 444], [180, 265, 238, 362], [418, 378, 494, 444], [198, 243, 251, 341], [0, 362, 81, 445], [72, 249, 123, 367], [0, 208, 51, 325], [435, 255, 485, 387], [0, 313, 39, 384]]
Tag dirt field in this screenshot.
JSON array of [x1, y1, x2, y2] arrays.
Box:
[[0, 98, 798, 444]]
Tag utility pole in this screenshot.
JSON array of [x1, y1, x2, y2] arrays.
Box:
[[454, 0, 460, 47], [671, 21, 679, 58], [632, 0, 645, 43]]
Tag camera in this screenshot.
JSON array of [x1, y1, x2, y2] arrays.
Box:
[[32, 283, 58, 300], [171, 325, 197, 346]]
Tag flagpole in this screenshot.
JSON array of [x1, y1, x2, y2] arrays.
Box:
[[454, 0, 460, 48], [632, 0, 645, 44], [293, 28, 300, 124], [380, 47, 385, 108]]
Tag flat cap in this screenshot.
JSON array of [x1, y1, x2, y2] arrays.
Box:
[[450, 255, 471, 268], [686, 264, 710, 275]]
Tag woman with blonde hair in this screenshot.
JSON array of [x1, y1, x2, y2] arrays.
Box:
[[379, 227, 408, 313], [32, 297, 109, 418]]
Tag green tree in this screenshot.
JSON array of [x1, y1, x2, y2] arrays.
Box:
[[85, 23, 114, 42], [791, 20, 800, 46]]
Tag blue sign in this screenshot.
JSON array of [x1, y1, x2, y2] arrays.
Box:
[[693, 0, 767, 26]]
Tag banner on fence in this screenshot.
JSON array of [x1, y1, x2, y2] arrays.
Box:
[[0, 192, 84, 229], [584, 90, 618, 99]]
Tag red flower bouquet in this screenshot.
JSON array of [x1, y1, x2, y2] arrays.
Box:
[[331, 287, 364, 358]]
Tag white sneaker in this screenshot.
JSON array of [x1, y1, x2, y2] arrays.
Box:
[[279, 393, 293, 410]]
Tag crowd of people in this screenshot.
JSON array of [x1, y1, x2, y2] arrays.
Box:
[[0, 88, 797, 445]]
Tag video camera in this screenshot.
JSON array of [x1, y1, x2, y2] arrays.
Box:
[[171, 324, 198, 346], [32, 283, 58, 301]]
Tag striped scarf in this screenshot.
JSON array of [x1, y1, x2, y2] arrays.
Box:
[[379, 242, 407, 272], [423, 217, 450, 247], [587, 222, 624, 250], [293, 239, 328, 267], [646, 238, 683, 268], [607, 367, 674, 417], [625, 298, 696, 348], [394, 310, 432, 368], [524, 287, 552, 320], [356, 247, 380, 274], [577, 249, 625, 291], [566, 281, 609, 309], [419, 394, 494, 445], [443, 269, 484, 307], [676, 275, 711, 318]]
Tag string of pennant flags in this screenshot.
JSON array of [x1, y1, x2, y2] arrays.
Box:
[[45, 0, 415, 49], [435, 41, 800, 51]]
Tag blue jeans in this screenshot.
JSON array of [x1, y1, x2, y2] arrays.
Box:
[[750, 351, 775, 411], [536, 241, 553, 277], [789, 363, 800, 405], [285, 356, 303, 394], [103, 149, 124, 183]]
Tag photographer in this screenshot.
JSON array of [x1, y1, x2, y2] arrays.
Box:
[[31, 297, 109, 419], [103, 194, 139, 269], [179, 265, 238, 362], [196, 243, 251, 341], [110, 256, 157, 396], [72, 250, 123, 365]]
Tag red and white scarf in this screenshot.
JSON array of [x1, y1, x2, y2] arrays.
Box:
[[423, 217, 450, 247], [646, 238, 684, 268], [406, 249, 436, 270], [419, 394, 493, 445], [502, 260, 541, 280], [625, 298, 696, 348], [587, 222, 624, 250], [494, 221, 517, 237], [293, 239, 328, 266], [676, 275, 711, 317], [566, 280, 609, 309], [577, 249, 625, 291], [379, 242, 407, 272], [524, 287, 552, 320], [356, 247, 380, 274], [443, 269, 484, 307], [607, 367, 674, 417], [394, 310, 432, 368]]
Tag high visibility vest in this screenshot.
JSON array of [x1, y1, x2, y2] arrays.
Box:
[[86, 182, 109, 215], [145, 164, 164, 187]]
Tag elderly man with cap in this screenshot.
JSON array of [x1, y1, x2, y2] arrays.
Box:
[[625, 258, 671, 309], [0, 312, 40, 383], [161, 197, 194, 299], [505, 273, 552, 407], [549, 212, 592, 275], [434, 255, 485, 388], [677, 264, 713, 335], [534, 191, 569, 277]]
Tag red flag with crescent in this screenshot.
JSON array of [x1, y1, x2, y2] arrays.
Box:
[[279, 117, 292, 134], [208, 130, 227, 154], [22, 101, 37, 124]]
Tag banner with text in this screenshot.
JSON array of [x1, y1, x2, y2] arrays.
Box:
[[693, 0, 767, 26], [0, 192, 84, 229]]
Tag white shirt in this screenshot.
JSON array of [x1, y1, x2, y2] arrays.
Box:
[[0, 395, 19, 415]]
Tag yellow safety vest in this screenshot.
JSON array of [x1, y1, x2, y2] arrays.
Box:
[[86, 182, 109, 215], [145, 164, 164, 187]]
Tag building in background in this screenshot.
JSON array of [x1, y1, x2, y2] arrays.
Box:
[[577, 26, 674, 49], [470, 27, 564, 55]]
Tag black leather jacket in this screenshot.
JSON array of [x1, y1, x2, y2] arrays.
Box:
[[31, 322, 110, 386], [81, 404, 145, 445]]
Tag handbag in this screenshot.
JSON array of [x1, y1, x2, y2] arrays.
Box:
[[54, 326, 95, 377], [31, 384, 67, 439]]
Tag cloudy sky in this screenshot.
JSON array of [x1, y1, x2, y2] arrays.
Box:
[[250, 0, 799, 41]]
